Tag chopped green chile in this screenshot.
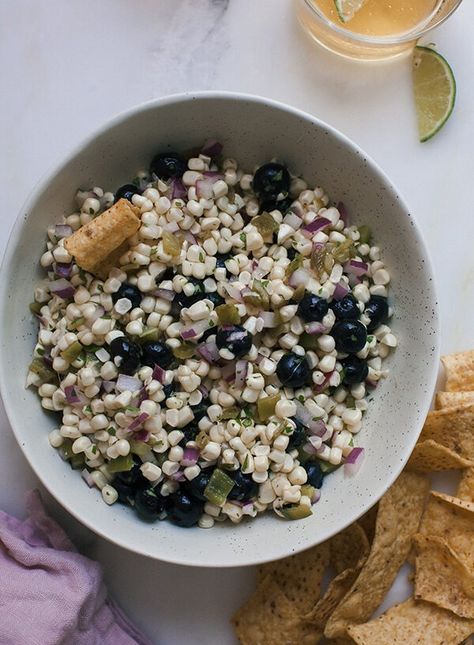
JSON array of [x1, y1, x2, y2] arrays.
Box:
[[139, 327, 161, 343], [172, 342, 195, 359], [29, 301, 42, 314], [107, 454, 135, 473], [129, 440, 152, 456], [358, 224, 372, 245], [252, 212, 279, 237], [216, 303, 241, 325], [257, 394, 281, 421], [60, 341, 83, 362], [162, 230, 183, 256], [204, 468, 235, 506], [285, 254, 304, 277], [280, 504, 313, 520], [220, 406, 240, 420], [28, 358, 56, 383]]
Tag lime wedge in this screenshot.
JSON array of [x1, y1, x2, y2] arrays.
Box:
[[412, 46, 456, 143], [334, 0, 367, 23]]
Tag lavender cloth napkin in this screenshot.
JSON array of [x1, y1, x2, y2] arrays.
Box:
[[0, 490, 153, 645]]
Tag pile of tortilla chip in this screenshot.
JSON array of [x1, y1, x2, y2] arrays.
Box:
[[232, 350, 474, 644]]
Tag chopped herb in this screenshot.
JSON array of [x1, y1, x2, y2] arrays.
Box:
[[199, 252, 204, 262], [242, 454, 249, 470], [242, 418, 252, 427], [107, 427, 116, 436], [125, 405, 140, 413], [91, 445, 98, 454], [36, 347, 45, 356], [239, 232, 247, 244], [367, 335, 374, 343], [297, 395, 305, 403]]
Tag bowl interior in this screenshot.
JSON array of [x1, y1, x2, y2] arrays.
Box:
[[0, 94, 439, 567]]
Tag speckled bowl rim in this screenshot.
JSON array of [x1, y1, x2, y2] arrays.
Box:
[[0, 91, 440, 566]]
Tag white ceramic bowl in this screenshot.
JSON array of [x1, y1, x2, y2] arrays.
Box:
[[0, 92, 439, 567]]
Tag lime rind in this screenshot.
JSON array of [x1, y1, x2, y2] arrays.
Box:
[[334, 0, 367, 23], [413, 45, 456, 143]]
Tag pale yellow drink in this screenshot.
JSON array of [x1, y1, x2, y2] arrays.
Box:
[[295, 0, 452, 60], [313, 0, 440, 37]]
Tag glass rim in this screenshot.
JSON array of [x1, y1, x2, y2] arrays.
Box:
[[301, 0, 463, 46]]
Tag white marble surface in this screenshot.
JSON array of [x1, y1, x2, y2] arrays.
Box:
[[1, 1, 473, 643]]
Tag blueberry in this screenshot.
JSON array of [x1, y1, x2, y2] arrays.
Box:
[[174, 278, 206, 309], [215, 253, 231, 270], [331, 294, 359, 320], [113, 462, 148, 505], [114, 184, 141, 203], [216, 325, 252, 359], [163, 384, 174, 398], [253, 163, 290, 203], [205, 291, 225, 308], [166, 491, 203, 527], [341, 356, 369, 385], [305, 462, 324, 489], [287, 418, 306, 449], [134, 487, 167, 522], [141, 341, 173, 369], [364, 296, 389, 332], [112, 283, 142, 309], [276, 353, 311, 388], [186, 468, 213, 501], [150, 152, 186, 180], [297, 293, 329, 323], [260, 195, 293, 214], [331, 320, 367, 354], [109, 336, 142, 375], [190, 398, 209, 422], [180, 424, 199, 446], [227, 470, 258, 501]]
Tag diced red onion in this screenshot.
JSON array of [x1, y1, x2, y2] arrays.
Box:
[[344, 259, 369, 277], [169, 178, 187, 200], [197, 340, 220, 365], [127, 412, 149, 432], [308, 435, 323, 450], [135, 387, 149, 406], [344, 447, 365, 476], [201, 139, 223, 157], [81, 469, 95, 488], [302, 217, 331, 235], [282, 211, 302, 230], [170, 470, 186, 482], [221, 362, 235, 382], [337, 201, 349, 226], [102, 381, 115, 393], [235, 360, 249, 389], [348, 274, 361, 288], [242, 502, 255, 514], [153, 288, 175, 301], [198, 384, 209, 398], [288, 268, 311, 288], [181, 447, 200, 467], [222, 282, 243, 302], [311, 488, 321, 504], [260, 311, 278, 328], [133, 429, 150, 442], [89, 305, 105, 323], [294, 401, 328, 436], [55, 263, 72, 278], [55, 224, 73, 238], [152, 364, 166, 384], [366, 379, 378, 389], [292, 201, 305, 218], [305, 321, 326, 335], [49, 279, 75, 300], [332, 281, 350, 301], [203, 171, 224, 181], [116, 374, 142, 393], [313, 371, 334, 394], [64, 385, 81, 404], [182, 230, 197, 245], [196, 179, 215, 200], [303, 441, 319, 456], [180, 319, 210, 340]]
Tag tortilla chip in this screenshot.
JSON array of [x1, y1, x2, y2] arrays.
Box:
[[406, 439, 474, 472], [418, 405, 474, 462], [418, 491, 474, 570], [324, 472, 430, 638], [64, 199, 140, 274], [93, 240, 130, 280], [347, 598, 474, 645], [357, 504, 378, 546], [256, 541, 330, 613], [232, 575, 321, 645], [442, 350, 474, 392], [458, 469, 474, 503], [414, 534, 474, 619], [304, 523, 369, 632], [436, 391, 474, 410]]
